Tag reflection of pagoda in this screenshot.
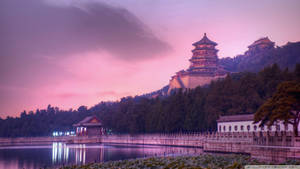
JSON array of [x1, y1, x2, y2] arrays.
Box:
[[168, 33, 227, 93]]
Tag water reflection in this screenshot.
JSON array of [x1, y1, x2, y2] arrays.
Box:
[[51, 142, 203, 166], [52, 142, 69, 164], [52, 143, 106, 165], [0, 143, 203, 169]]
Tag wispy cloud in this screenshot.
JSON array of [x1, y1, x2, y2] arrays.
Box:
[[55, 93, 85, 99], [97, 91, 131, 97]]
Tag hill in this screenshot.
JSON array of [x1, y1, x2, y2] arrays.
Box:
[[0, 64, 299, 136], [146, 40, 300, 98], [219, 41, 300, 72]]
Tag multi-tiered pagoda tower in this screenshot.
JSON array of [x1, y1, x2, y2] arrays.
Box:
[[188, 33, 219, 75], [168, 33, 227, 93]]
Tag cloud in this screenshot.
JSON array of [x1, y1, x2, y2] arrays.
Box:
[[0, 0, 170, 87], [52, 91, 131, 103], [55, 93, 84, 99], [97, 91, 131, 97], [0, 0, 172, 116], [0, 0, 170, 60]]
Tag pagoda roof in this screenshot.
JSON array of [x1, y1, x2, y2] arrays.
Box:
[[248, 37, 274, 48], [192, 33, 217, 46], [73, 115, 102, 127], [192, 47, 218, 53]]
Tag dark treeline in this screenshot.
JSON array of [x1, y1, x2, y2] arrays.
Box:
[[97, 64, 300, 134], [0, 64, 299, 137], [0, 105, 92, 137]]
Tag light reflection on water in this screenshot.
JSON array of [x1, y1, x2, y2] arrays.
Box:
[[52, 142, 70, 164], [0, 143, 203, 169]]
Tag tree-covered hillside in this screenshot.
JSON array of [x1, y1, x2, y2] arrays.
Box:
[[0, 64, 299, 137], [146, 41, 300, 98], [219, 42, 300, 72]]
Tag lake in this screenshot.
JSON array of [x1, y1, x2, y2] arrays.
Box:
[[0, 143, 203, 169]]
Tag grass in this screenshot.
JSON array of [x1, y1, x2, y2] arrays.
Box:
[[60, 154, 300, 169]]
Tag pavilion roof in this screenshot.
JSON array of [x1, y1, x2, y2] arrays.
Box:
[[217, 114, 254, 123], [192, 33, 217, 46], [248, 37, 274, 48], [73, 115, 102, 127]]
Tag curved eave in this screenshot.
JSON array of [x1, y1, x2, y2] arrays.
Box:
[[73, 123, 102, 127], [192, 33, 218, 46], [192, 41, 217, 46], [192, 48, 218, 53], [248, 41, 275, 48]]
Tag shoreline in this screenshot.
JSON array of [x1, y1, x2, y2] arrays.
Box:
[[1, 132, 300, 163], [61, 154, 300, 169]]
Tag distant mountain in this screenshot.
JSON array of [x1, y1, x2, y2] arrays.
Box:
[[220, 41, 300, 72]]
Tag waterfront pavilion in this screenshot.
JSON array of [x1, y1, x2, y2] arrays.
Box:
[[73, 115, 103, 136]]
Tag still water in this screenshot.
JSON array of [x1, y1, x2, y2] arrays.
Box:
[[0, 143, 203, 169]]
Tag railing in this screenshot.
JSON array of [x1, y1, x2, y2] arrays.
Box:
[[201, 131, 300, 147], [0, 131, 299, 147], [252, 131, 300, 147]]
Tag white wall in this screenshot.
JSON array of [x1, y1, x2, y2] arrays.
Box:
[[217, 120, 297, 132]]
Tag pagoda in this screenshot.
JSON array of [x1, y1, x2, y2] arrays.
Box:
[[245, 37, 275, 56], [188, 33, 219, 76], [168, 33, 227, 93]]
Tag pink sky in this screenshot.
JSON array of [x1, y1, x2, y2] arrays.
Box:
[[1, 0, 300, 117]]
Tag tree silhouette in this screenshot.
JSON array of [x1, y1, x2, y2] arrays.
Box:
[[254, 81, 300, 136]]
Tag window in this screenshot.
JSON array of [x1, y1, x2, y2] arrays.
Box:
[[223, 126, 226, 132], [241, 125, 244, 131], [285, 124, 289, 131], [268, 126, 272, 131], [254, 125, 257, 131], [219, 126, 221, 132], [234, 125, 238, 131], [247, 125, 250, 131], [276, 124, 280, 131], [229, 126, 232, 132]]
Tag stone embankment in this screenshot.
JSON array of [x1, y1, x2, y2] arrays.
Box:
[[0, 131, 299, 162], [101, 133, 205, 147], [0, 136, 101, 146], [203, 131, 300, 162], [0, 133, 204, 147]]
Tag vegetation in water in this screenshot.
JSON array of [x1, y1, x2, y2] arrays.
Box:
[[60, 154, 300, 169]]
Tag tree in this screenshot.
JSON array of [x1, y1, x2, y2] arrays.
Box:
[[254, 81, 300, 136], [0, 64, 298, 137]]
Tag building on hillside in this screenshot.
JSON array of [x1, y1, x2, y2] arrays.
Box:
[[73, 115, 104, 136], [245, 37, 275, 56], [168, 33, 227, 93], [217, 114, 299, 133]]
